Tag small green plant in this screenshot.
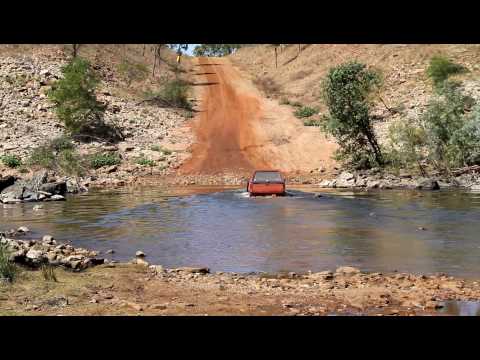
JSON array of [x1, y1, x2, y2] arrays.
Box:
[[50, 135, 74, 152], [28, 145, 56, 169], [136, 158, 155, 167], [118, 60, 148, 86], [161, 79, 192, 110], [57, 149, 85, 176], [41, 264, 57, 282], [1, 154, 22, 168], [0, 243, 18, 283], [426, 56, 468, 89], [89, 153, 121, 169], [294, 106, 318, 118], [303, 118, 321, 126]]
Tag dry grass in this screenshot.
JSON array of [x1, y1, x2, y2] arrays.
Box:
[[252, 76, 282, 97]]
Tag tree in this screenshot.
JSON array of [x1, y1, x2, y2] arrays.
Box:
[[168, 44, 189, 54], [271, 44, 281, 69], [152, 44, 166, 76], [193, 44, 241, 57], [71, 44, 81, 58], [321, 61, 384, 168], [48, 58, 106, 137]]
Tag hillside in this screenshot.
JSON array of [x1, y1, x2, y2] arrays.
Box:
[[0, 44, 196, 185], [230, 44, 480, 144]]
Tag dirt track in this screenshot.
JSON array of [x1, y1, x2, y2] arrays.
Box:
[[179, 57, 337, 175]]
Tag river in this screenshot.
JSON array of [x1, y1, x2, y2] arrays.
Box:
[[2, 186, 480, 278]]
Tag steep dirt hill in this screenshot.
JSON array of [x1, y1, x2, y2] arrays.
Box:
[[230, 44, 480, 143], [179, 57, 337, 176]]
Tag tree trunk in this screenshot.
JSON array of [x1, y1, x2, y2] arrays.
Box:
[[72, 44, 78, 58], [298, 44, 301, 55], [365, 130, 383, 165], [142, 44, 146, 56], [275, 47, 278, 69]]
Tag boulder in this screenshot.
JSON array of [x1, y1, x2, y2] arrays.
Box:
[[39, 181, 67, 195], [335, 172, 356, 188], [26, 249, 45, 263], [335, 266, 360, 275], [470, 184, 480, 191], [0, 176, 15, 193], [42, 235, 55, 245], [17, 226, 30, 233], [135, 251, 145, 258], [174, 266, 210, 274], [416, 179, 440, 190]]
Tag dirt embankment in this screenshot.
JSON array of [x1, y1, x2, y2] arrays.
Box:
[[179, 57, 337, 177]]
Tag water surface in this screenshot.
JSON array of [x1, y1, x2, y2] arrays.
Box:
[[2, 186, 480, 278]]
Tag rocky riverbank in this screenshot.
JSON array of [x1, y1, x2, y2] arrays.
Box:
[[2, 230, 480, 315], [317, 169, 480, 191]]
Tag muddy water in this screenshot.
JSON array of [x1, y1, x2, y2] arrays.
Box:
[[2, 186, 480, 278]]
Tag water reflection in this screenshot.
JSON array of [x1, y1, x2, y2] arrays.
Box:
[[2, 187, 480, 277], [439, 301, 480, 316]]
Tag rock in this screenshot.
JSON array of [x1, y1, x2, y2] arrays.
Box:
[[33, 205, 43, 211], [335, 266, 360, 275], [106, 165, 118, 174], [174, 267, 210, 274], [17, 226, 30, 233], [366, 180, 380, 189], [416, 179, 440, 190], [50, 195, 66, 201], [149, 265, 164, 274], [133, 258, 149, 266], [39, 181, 67, 195], [135, 251, 145, 258], [42, 235, 55, 244], [336, 172, 356, 188], [106, 249, 115, 254], [26, 249, 44, 263], [0, 176, 15, 193], [310, 271, 334, 280], [470, 184, 480, 191], [119, 144, 135, 152]]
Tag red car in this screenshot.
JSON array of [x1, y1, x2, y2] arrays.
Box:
[[247, 170, 286, 196]]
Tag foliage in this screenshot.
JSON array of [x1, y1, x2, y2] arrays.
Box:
[[1, 154, 22, 168], [28, 136, 85, 176], [426, 56, 468, 89], [89, 153, 121, 169], [0, 243, 18, 283], [193, 44, 242, 57], [294, 106, 318, 118], [136, 158, 155, 167], [168, 44, 189, 54], [118, 60, 149, 85], [161, 79, 192, 110], [303, 118, 322, 127], [321, 61, 384, 168], [48, 58, 106, 137]]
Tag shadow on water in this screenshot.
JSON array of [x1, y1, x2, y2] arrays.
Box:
[[3, 187, 480, 277]]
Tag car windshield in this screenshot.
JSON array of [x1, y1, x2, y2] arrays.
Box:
[[253, 171, 283, 182]]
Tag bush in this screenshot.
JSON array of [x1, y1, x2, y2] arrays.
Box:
[[0, 243, 18, 283], [89, 153, 121, 169], [50, 135, 74, 152], [48, 57, 106, 137], [118, 60, 148, 86], [322, 61, 384, 168], [161, 79, 192, 110], [28, 145, 56, 169], [294, 106, 318, 118], [1, 154, 22, 168], [303, 118, 321, 126], [426, 56, 468, 89], [136, 158, 155, 167]]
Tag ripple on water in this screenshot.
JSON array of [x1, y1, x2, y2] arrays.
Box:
[[2, 187, 480, 277]]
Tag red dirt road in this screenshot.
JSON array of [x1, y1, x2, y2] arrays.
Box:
[[179, 57, 336, 175]]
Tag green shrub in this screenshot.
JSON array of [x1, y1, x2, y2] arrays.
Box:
[[57, 149, 85, 176], [89, 153, 121, 169], [322, 61, 384, 168], [118, 60, 148, 85], [1, 154, 22, 168], [50, 135, 74, 152], [426, 56, 468, 88], [48, 57, 106, 136], [303, 118, 321, 126], [136, 158, 155, 167], [161, 79, 192, 110], [28, 145, 56, 169], [294, 106, 318, 118], [0, 243, 18, 283]]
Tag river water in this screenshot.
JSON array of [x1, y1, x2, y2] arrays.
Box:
[[2, 186, 480, 278]]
